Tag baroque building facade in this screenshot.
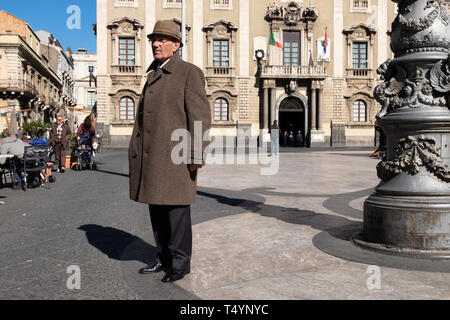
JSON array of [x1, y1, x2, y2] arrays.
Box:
[[96, 0, 397, 147]]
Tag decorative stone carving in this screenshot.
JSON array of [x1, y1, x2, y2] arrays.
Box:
[[284, 2, 302, 26], [265, 2, 318, 26], [377, 135, 450, 182], [285, 80, 298, 94], [266, 2, 282, 19], [302, 4, 318, 22]]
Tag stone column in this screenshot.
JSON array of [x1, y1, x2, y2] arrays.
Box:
[[270, 87, 276, 125], [318, 87, 324, 130], [311, 85, 317, 131], [263, 87, 269, 130]]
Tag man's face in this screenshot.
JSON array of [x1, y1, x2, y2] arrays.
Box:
[[57, 117, 63, 124], [151, 36, 181, 62]]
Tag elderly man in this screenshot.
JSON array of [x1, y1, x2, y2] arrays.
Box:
[[50, 115, 72, 173], [128, 20, 211, 283]]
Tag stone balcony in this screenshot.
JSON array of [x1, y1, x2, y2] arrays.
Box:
[[110, 65, 143, 86], [206, 66, 235, 77], [111, 65, 142, 75], [346, 68, 373, 79], [260, 65, 327, 79], [0, 79, 38, 99]]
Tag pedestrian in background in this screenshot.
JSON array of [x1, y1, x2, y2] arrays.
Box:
[[77, 116, 96, 147], [270, 120, 280, 156], [128, 19, 211, 283], [289, 131, 295, 147], [50, 115, 71, 173], [296, 130, 303, 147], [282, 131, 288, 147]]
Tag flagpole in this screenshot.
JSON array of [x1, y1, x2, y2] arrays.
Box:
[[181, 0, 186, 60]]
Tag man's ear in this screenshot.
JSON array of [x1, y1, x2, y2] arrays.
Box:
[[173, 41, 181, 53]]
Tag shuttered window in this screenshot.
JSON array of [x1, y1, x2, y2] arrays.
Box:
[[214, 98, 228, 121], [283, 31, 301, 66], [353, 100, 367, 122], [120, 97, 135, 120], [119, 38, 135, 65]]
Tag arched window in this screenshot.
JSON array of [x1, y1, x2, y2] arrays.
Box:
[[120, 97, 134, 120], [214, 98, 228, 121], [353, 100, 367, 122]]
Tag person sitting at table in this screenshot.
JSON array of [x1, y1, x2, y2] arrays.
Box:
[[0, 130, 30, 187]]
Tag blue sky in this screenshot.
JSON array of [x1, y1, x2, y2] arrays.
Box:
[[1, 0, 97, 53]]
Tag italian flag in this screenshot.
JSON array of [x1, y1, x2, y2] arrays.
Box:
[[269, 31, 283, 50]]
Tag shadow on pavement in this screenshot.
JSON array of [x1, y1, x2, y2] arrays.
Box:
[[95, 169, 129, 178], [78, 224, 155, 265], [197, 187, 450, 272], [197, 188, 362, 234]]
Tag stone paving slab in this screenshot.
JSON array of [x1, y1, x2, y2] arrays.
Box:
[[0, 148, 449, 300]]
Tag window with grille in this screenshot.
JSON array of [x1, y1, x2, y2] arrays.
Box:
[[353, 42, 367, 69], [211, 0, 232, 9], [213, 40, 229, 67], [119, 38, 135, 66], [353, 0, 368, 7], [120, 97, 135, 120], [87, 91, 96, 109], [353, 100, 367, 122], [163, 0, 182, 7], [214, 98, 228, 121], [115, 0, 138, 7], [283, 31, 301, 66]]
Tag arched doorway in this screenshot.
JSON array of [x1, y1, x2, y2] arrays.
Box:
[[278, 96, 306, 147]]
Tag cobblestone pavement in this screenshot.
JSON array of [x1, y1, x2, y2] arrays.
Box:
[[0, 148, 449, 300]]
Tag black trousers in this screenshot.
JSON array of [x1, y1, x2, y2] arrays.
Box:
[[149, 205, 192, 275]]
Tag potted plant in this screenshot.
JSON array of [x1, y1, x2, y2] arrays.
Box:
[[67, 135, 78, 169], [22, 120, 52, 140]]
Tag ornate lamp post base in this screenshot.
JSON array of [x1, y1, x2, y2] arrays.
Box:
[[362, 0, 450, 253]]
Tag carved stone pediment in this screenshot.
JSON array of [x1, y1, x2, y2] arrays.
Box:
[[343, 23, 377, 45], [107, 17, 144, 32], [343, 23, 377, 38], [203, 20, 238, 34]]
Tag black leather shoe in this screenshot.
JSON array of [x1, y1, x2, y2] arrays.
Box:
[[139, 261, 163, 274], [161, 268, 189, 283], [161, 272, 186, 283]]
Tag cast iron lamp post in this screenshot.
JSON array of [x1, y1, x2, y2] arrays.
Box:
[[359, 0, 450, 255]]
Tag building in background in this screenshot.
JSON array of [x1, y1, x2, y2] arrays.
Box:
[[96, 0, 397, 147], [72, 49, 97, 131], [0, 10, 63, 135], [36, 30, 77, 109]]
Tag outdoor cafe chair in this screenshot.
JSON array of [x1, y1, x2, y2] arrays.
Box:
[[20, 145, 51, 191]]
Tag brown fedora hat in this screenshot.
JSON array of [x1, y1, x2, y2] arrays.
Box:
[[147, 19, 183, 47]]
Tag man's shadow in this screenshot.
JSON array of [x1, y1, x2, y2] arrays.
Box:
[[78, 224, 156, 265]]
